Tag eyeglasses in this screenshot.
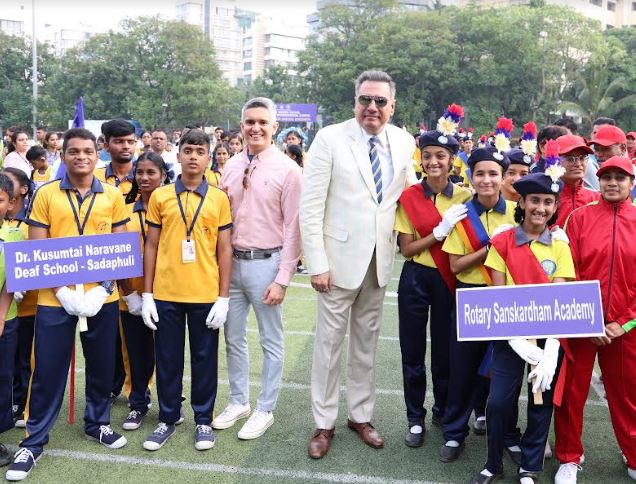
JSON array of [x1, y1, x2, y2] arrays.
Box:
[[243, 164, 256, 189], [357, 95, 389, 108], [561, 155, 588, 165]]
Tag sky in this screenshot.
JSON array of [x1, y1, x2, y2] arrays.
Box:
[[5, 0, 317, 36]]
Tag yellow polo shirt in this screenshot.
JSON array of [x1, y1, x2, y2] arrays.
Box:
[[204, 168, 221, 187], [485, 226, 575, 284], [27, 175, 129, 307], [442, 195, 516, 284], [94, 163, 134, 197], [7, 211, 37, 317], [146, 176, 232, 303], [395, 180, 471, 268], [453, 153, 472, 188]]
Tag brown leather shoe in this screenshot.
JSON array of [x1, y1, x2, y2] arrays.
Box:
[[308, 428, 335, 459], [347, 420, 384, 449]]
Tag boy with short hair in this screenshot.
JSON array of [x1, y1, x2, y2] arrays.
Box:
[[141, 129, 232, 451], [25, 146, 52, 189], [96, 119, 137, 197], [0, 174, 25, 466], [7, 128, 130, 482]]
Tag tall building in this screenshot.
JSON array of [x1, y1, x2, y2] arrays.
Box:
[[242, 15, 306, 83]]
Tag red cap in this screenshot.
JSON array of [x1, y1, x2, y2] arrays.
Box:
[[590, 125, 627, 147], [627, 131, 636, 139], [596, 156, 634, 177], [557, 134, 593, 155]]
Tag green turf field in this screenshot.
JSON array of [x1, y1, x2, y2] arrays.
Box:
[[3, 257, 631, 483]]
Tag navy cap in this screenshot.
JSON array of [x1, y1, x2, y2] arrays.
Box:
[[418, 130, 460, 154], [467, 147, 510, 172], [513, 172, 563, 196], [507, 148, 534, 167]]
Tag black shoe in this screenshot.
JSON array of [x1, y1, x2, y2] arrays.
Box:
[[0, 444, 10, 467], [518, 469, 539, 483], [468, 470, 504, 484], [439, 441, 465, 462], [432, 413, 443, 428], [506, 446, 522, 466], [404, 424, 425, 448], [473, 416, 486, 435]]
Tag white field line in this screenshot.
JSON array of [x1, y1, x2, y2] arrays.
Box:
[[6, 447, 447, 484], [290, 282, 398, 298], [71, 369, 606, 407]]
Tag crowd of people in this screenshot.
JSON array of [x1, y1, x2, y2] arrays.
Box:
[[0, 70, 633, 484]]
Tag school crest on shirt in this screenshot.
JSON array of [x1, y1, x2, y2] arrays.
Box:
[[540, 259, 557, 276]]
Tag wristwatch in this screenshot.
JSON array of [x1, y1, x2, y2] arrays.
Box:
[[100, 280, 116, 295]]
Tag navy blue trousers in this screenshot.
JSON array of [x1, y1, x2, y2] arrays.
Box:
[[154, 301, 218, 426], [1, 318, 19, 434], [486, 340, 558, 473], [120, 311, 154, 413], [398, 262, 453, 424], [112, 325, 126, 397], [21, 303, 118, 453], [12, 315, 34, 415]]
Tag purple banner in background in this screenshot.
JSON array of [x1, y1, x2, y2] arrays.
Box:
[[456, 281, 604, 341], [276, 103, 318, 122], [5, 232, 142, 292]]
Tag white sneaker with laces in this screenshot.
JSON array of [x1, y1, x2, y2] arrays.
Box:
[[237, 409, 273, 440], [555, 463, 582, 484], [628, 467, 636, 480], [212, 403, 251, 430]]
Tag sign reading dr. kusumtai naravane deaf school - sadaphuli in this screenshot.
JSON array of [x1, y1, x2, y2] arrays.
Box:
[[4, 232, 143, 292], [456, 281, 605, 341]]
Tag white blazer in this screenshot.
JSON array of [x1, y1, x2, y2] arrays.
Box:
[[300, 118, 415, 289]]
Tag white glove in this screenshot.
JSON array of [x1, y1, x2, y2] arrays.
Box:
[[551, 226, 569, 244], [433, 204, 468, 241], [56, 286, 86, 316], [81, 286, 110, 318], [206, 297, 230, 330], [491, 223, 515, 239], [123, 291, 144, 316], [141, 293, 158, 331], [528, 338, 560, 393], [13, 291, 24, 303], [508, 338, 544, 366]]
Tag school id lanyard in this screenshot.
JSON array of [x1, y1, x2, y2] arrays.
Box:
[[65, 190, 97, 235], [137, 211, 146, 242], [175, 186, 205, 241]]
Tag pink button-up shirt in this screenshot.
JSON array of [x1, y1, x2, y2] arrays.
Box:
[[221, 144, 302, 286]]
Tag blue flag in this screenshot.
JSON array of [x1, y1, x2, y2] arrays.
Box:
[[71, 96, 85, 129]]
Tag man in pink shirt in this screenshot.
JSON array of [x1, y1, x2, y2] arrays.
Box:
[[215, 97, 302, 440]]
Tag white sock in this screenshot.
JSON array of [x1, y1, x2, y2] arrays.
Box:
[[479, 469, 493, 477], [476, 416, 486, 422], [445, 440, 460, 448], [508, 445, 521, 452], [410, 425, 423, 434]]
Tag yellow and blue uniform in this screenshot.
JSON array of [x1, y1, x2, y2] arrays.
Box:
[[0, 224, 25, 435], [395, 180, 471, 426], [440, 194, 517, 446], [94, 163, 134, 197], [453, 152, 472, 188], [20, 174, 129, 454], [118, 199, 154, 414], [204, 168, 221, 187], [482, 226, 574, 475], [31, 166, 53, 189], [145, 176, 231, 426], [7, 208, 38, 419]]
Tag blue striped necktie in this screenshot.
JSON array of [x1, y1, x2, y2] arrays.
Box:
[[369, 136, 382, 203]]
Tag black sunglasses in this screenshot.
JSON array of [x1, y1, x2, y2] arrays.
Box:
[[357, 95, 389, 108]]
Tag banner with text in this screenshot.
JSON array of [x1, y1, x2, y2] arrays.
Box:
[[456, 281, 604, 341], [5, 232, 142, 292], [275, 103, 318, 122]]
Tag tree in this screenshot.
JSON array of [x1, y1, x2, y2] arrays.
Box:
[[243, 65, 304, 103]]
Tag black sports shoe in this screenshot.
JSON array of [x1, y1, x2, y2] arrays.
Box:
[[404, 424, 425, 448], [506, 446, 522, 466], [468, 469, 504, 484], [85, 425, 127, 449], [6, 448, 41, 481], [439, 441, 465, 462], [143, 423, 176, 451], [473, 416, 487, 435]]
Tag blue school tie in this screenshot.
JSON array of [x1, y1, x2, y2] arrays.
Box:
[[369, 136, 382, 203]]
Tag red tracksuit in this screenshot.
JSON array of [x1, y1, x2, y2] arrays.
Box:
[[555, 181, 600, 228], [555, 198, 636, 467]]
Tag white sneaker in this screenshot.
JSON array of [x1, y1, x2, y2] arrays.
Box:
[[212, 403, 251, 430], [628, 467, 636, 480], [555, 463, 582, 484], [237, 409, 273, 440]]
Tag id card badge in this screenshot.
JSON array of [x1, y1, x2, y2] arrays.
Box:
[[182, 240, 196, 263]]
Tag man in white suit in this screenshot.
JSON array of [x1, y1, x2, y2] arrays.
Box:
[[301, 70, 415, 459]]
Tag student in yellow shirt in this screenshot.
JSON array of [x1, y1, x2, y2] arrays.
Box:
[[7, 128, 130, 482], [116, 152, 168, 431], [439, 147, 516, 463], [0, 173, 26, 467], [396, 126, 471, 447], [94, 120, 137, 198], [25, 147, 52, 189], [204, 142, 230, 187], [140, 129, 232, 452], [2, 168, 35, 429], [472, 171, 574, 484]]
